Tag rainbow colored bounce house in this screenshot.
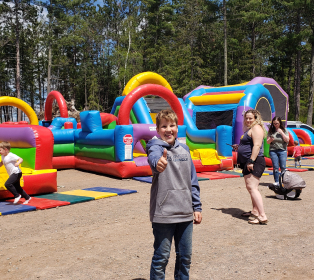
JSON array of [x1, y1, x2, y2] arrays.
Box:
[[0, 97, 57, 200], [44, 72, 235, 177], [286, 123, 314, 156], [183, 77, 314, 161], [39, 72, 314, 176]]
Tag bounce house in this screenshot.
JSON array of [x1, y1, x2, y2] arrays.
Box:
[[42, 81, 233, 177], [41, 72, 296, 176], [286, 121, 314, 156], [2, 71, 308, 186], [0, 97, 57, 200]]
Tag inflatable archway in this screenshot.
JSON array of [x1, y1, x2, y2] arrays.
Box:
[[45, 91, 68, 121], [118, 84, 184, 125], [0, 96, 39, 125], [122, 72, 173, 96]]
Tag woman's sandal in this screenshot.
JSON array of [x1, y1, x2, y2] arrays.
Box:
[[241, 211, 258, 220], [248, 217, 268, 225], [248, 214, 258, 220], [241, 211, 252, 217]]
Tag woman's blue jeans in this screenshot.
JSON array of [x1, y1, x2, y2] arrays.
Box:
[[150, 221, 193, 280], [269, 149, 287, 183]]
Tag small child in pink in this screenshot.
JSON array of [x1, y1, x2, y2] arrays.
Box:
[[292, 140, 302, 168]]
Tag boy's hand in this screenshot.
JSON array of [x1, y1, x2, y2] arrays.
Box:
[[194, 212, 202, 224], [157, 149, 168, 173]]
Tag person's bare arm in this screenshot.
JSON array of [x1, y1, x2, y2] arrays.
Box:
[[251, 125, 264, 161], [277, 128, 289, 143], [247, 125, 264, 171], [266, 135, 274, 144], [15, 158, 23, 167]]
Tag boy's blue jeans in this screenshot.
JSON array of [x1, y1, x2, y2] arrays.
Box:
[[150, 221, 193, 280], [269, 149, 287, 183]]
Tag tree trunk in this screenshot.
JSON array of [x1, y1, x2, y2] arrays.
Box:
[[84, 66, 88, 110], [251, 23, 256, 78], [15, 0, 21, 121], [47, 43, 52, 95], [38, 61, 42, 112], [307, 42, 314, 125], [294, 12, 301, 121], [223, 0, 228, 86], [47, 0, 52, 95], [124, 28, 131, 88]]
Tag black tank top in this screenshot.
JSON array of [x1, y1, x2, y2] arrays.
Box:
[[237, 130, 264, 164]]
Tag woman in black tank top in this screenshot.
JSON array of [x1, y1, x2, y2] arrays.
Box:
[[236, 109, 268, 225]]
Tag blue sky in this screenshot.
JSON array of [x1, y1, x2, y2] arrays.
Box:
[[94, 0, 104, 7]]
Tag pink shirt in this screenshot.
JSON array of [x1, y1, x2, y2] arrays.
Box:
[[293, 146, 302, 157]]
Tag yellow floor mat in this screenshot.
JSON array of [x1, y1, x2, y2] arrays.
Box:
[[60, 189, 118, 199]]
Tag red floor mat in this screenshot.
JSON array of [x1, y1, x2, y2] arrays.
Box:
[[7, 197, 71, 210], [197, 172, 240, 180], [267, 168, 307, 172]]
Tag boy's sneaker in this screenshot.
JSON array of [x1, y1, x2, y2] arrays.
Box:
[[23, 197, 32, 204], [13, 195, 21, 204]]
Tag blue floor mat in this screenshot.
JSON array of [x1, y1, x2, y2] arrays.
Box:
[[133, 176, 152, 183], [83, 187, 137, 195], [0, 201, 36, 215]]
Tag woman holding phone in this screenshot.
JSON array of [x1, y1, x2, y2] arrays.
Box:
[[267, 117, 289, 186]]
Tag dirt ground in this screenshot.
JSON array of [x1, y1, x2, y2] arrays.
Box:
[[1, 161, 314, 280]]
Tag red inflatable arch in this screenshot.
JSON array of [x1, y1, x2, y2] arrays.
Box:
[[118, 84, 184, 125], [293, 129, 312, 145], [45, 91, 68, 121]]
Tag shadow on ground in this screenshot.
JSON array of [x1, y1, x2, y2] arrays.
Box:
[[211, 207, 248, 220]]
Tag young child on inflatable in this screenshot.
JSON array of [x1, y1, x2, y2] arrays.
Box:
[[146, 109, 202, 279], [0, 141, 31, 204], [292, 140, 302, 168]]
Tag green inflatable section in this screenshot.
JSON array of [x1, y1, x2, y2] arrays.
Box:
[[75, 144, 115, 161], [263, 138, 270, 158], [103, 121, 116, 129], [186, 136, 216, 151], [11, 147, 36, 169], [53, 143, 75, 156]]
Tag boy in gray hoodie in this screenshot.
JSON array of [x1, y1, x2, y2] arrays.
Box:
[[146, 109, 202, 280]]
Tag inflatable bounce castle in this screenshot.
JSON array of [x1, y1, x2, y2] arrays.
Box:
[[0, 97, 57, 200], [38, 72, 300, 177], [1, 71, 314, 200]]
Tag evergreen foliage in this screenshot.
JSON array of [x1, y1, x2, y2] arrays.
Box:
[[0, 0, 313, 123]]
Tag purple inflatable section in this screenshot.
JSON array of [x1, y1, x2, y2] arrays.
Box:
[[0, 127, 36, 147], [132, 124, 159, 145], [247, 77, 288, 123], [134, 156, 149, 167], [183, 85, 211, 101]]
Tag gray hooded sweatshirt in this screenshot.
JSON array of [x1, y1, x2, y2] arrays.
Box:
[[146, 137, 202, 224]]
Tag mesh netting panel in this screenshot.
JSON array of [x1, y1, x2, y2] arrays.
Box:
[[195, 110, 233, 130]]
